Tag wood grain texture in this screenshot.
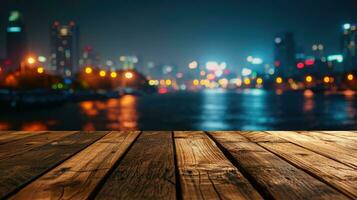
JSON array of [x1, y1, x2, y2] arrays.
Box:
[[235, 131, 287, 143], [0, 131, 46, 144], [0, 131, 78, 160], [267, 131, 357, 169], [261, 142, 357, 199], [296, 131, 357, 151], [209, 132, 348, 200], [0, 131, 108, 199], [96, 131, 176, 200], [174, 131, 262, 200], [319, 131, 357, 141], [10, 131, 140, 200]]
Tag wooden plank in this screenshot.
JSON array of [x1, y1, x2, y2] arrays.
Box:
[[237, 131, 287, 143], [10, 131, 140, 200], [0, 131, 47, 144], [319, 131, 357, 141], [208, 132, 349, 200], [0, 131, 78, 160], [0, 131, 109, 199], [174, 131, 262, 200], [267, 131, 357, 169], [96, 131, 176, 200], [261, 142, 357, 199], [298, 131, 357, 151], [239, 131, 357, 198]]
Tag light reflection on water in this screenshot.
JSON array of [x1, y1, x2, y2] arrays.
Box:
[[1, 90, 357, 130]]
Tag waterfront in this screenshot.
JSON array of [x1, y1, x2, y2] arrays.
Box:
[[1, 89, 357, 130]]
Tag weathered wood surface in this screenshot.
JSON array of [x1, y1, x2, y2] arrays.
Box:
[[96, 131, 176, 200], [319, 131, 357, 141], [296, 131, 357, 151], [267, 131, 357, 169], [174, 131, 262, 200], [0, 131, 109, 199], [0, 131, 46, 144], [0, 131, 356, 200], [10, 131, 140, 200], [208, 131, 349, 200], [239, 131, 357, 199], [0, 131, 78, 160]]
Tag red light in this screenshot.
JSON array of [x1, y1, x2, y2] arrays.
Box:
[[53, 21, 60, 26], [4, 59, 11, 65], [159, 88, 168, 94], [297, 62, 305, 69], [223, 69, 230, 75], [274, 60, 281, 67], [305, 59, 314, 66]]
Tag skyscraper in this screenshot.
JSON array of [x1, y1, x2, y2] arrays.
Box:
[[6, 10, 27, 72], [50, 21, 79, 77], [341, 23, 357, 71], [274, 32, 297, 77]]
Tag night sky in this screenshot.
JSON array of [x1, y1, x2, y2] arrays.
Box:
[[1, 0, 357, 69]]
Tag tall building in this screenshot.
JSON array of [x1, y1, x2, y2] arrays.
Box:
[[50, 21, 79, 77], [273, 32, 297, 77], [341, 23, 357, 71], [6, 10, 27, 72]]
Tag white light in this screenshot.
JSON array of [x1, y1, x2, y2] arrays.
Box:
[[189, 61, 198, 69], [275, 37, 282, 44], [344, 23, 351, 30], [242, 68, 252, 76], [38, 56, 47, 62], [247, 56, 253, 62], [252, 58, 263, 65]]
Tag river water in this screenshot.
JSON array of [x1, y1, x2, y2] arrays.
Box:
[[1, 89, 357, 131]]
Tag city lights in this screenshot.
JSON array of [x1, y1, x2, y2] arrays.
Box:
[[38, 56, 47, 63], [256, 78, 263, 85], [124, 71, 134, 79], [85, 67, 93, 74], [297, 62, 305, 69], [305, 75, 313, 83], [323, 76, 330, 83], [188, 61, 198, 69], [347, 74, 354, 81], [344, 23, 351, 30], [276, 77, 283, 84], [244, 78, 251, 85], [99, 70, 106, 77], [327, 55, 343, 63], [37, 67, 44, 74], [27, 57, 36, 65], [110, 72, 117, 78]]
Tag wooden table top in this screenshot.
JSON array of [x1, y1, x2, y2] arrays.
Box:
[[0, 131, 356, 200]]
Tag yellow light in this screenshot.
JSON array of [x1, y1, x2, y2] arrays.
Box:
[[27, 57, 36, 65], [165, 79, 172, 86], [110, 72, 117, 78], [305, 75, 313, 83], [256, 77, 263, 85], [124, 72, 134, 79], [37, 67, 44, 74], [200, 79, 207, 86], [347, 74, 354, 81], [244, 78, 251, 85], [323, 76, 330, 83], [85, 67, 93, 74], [99, 70, 106, 77], [193, 79, 199, 86], [276, 77, 283, 84], [149, 80, 156, 86]]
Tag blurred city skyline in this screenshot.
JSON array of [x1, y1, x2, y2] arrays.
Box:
[[1, 0, 357, 68]]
